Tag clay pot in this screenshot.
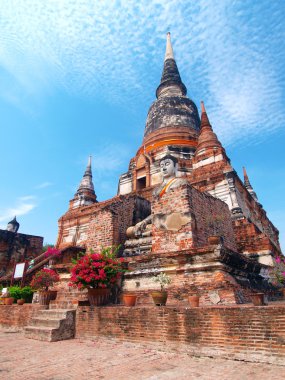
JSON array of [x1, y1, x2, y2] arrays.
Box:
[[250, 293, 266, 306], [122, 294, 137, 307], [208, 236, 222, 245], [151, 291, 168, 306], [87, 288, 111, 306], [17, 299, 25, 305], [49, 290, 58, 301], [188, 295, 200, 308], [3, 297, 14, 305]]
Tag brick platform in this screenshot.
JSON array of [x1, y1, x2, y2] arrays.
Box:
[[0, 304, 46, 330], [76, 303, 285, 365]]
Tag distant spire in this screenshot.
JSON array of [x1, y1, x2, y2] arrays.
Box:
[[75, 156, 97, 202], [243, 167, 251, 188], [243, 167, 258, 202], [196, 101, 222, 151], [7, 216, 19, 233], [156, 32, 187, 98]]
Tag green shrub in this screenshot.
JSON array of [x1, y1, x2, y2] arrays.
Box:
[[9, 286, 35, 303]]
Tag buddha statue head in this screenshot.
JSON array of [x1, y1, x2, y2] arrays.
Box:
[[159, 154, 178, 179], [6, 216, 20, 233]]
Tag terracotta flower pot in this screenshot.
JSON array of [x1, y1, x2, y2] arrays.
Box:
[[39, 290, 54, 305], [87, 288, 111, 306], [208, 236, 222, 245], [3, 297, 14, 305], [188, 295, 200, 307], [17, 299, 25, 305], [250, 293, 266, 306], [151, 291, 168, 306], [122, 294, 137, 307], [49, 290, 58, 301]]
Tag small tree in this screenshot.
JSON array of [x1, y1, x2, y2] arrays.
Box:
[[153, 272, 171, 291]]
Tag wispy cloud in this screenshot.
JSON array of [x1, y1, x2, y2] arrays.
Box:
[[35, 182, 53, 189], [0, 196, 37, 223], [0, 1, 284, 144]]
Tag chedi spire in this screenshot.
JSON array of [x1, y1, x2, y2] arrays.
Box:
[[6, 216, 19, 233], [156, 32, 187, 98], [243, 167, 258, 202], [74, 156, 97, 207], [196, 101, 222, 152]]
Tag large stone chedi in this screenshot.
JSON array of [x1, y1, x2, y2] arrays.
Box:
[[57, 33, 283, 305]]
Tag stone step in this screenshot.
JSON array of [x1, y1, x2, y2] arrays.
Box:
[[30, 317, 61, 328], [49, 302, 77, 310], [24, 326, 55, 342], [37, 309, 73, 318], [24, 310, 76, 342]]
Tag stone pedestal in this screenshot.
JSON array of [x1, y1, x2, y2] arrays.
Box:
[[152, 184, 237, 253]]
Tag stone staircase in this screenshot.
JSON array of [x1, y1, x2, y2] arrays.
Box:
[[24, 309, 76, 342], [24, 288, 86, 342]]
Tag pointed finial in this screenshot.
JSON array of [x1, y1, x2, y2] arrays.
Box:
[[87, 155, 92, 168], [243, 167, 249, 182], [156, 33, 187, 98], [242, 166, 259, 201], [165, 32, 174, 61], [200, 101, 211, 128]]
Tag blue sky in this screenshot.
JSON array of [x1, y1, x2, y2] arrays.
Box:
[[0, 1, 284, 250]]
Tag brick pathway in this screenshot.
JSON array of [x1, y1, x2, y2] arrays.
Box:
[[0, 331, 284, 380]]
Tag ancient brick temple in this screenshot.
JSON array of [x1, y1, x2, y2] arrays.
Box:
[[0, 217, 43, 279], [56, 33, 283, 305]]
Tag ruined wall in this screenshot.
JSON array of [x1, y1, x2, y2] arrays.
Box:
[[85, 195, 150, 253], [76, 304, 285, 365], [0, 230, 43, 277], [152, 184, 236, 254]]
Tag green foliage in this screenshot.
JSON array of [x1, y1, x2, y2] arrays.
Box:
[[101, 245, 121, 259], [153, 272, 172, 291], [8, 286, 35, 302], [71, 251, 86, 265], [42, 243, 55, 253]]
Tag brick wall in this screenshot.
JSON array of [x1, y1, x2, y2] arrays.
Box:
[[152, 184, 236, 254], [76, 303, 285, 365], [233, 218, 280, 258], [0, 230, 43, 277], [86, 195, 150, 253], [0, 304, 45, 330]]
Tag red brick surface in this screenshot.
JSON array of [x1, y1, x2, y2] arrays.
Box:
[[152, 184, 237, 253], [0, 331, 284, 379], [0, 304, 45, 330], [76, 303, 285, 365]]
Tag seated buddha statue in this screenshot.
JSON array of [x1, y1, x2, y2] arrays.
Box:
[[123, 154, 188, 256]]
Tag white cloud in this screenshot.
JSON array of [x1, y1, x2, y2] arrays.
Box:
[[0, 1, 284, 144], [0, 196, 37, 223], [35, 182, 53, 189]]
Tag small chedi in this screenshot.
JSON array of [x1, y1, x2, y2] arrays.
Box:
[[0, 216, 43, 279], [56, 33, 283, 305]]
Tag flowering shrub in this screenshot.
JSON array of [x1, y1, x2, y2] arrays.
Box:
[[270, 256, 285, 286], [69, 248, 125, 290], [44, 247, 62, 259], [30, 268, 60, 291]]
